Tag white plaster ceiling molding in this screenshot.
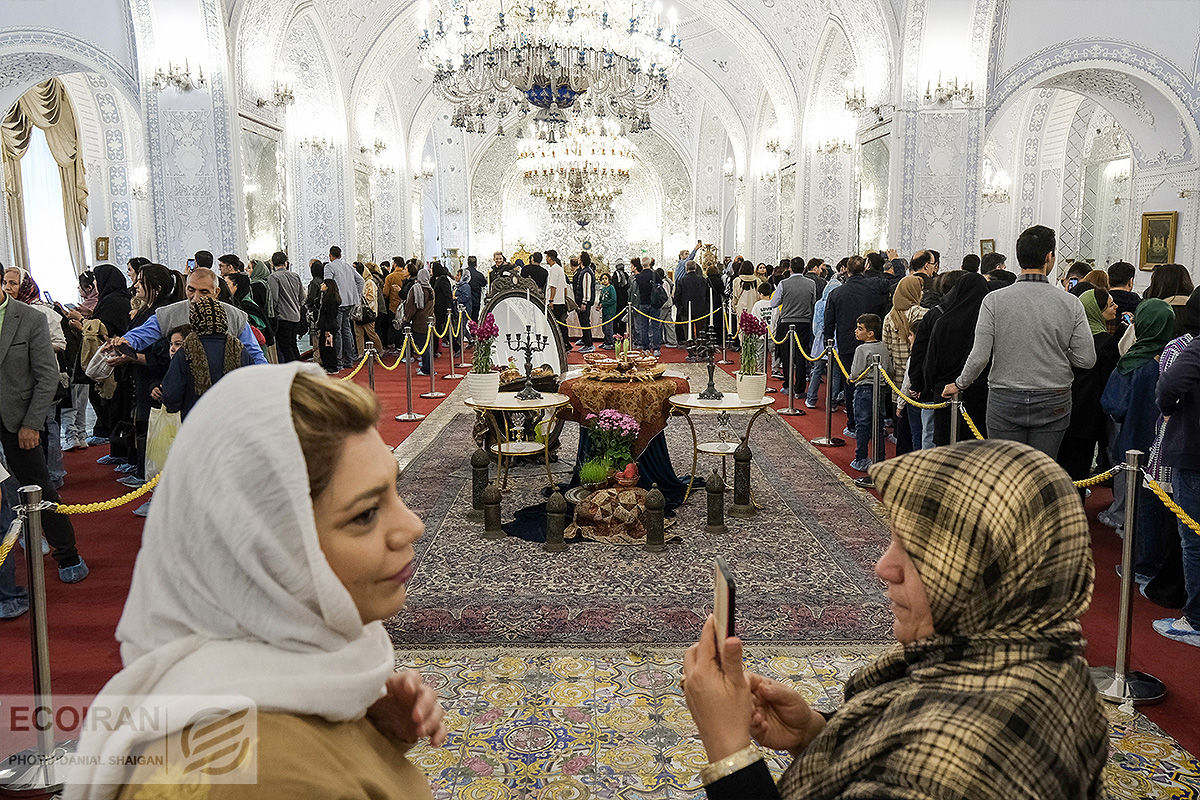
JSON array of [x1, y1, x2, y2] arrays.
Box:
[[0, 29, 141, 113], [1044, 71, 1154, 126]]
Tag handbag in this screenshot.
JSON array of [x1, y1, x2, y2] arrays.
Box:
[[145, 406, 181, 478]]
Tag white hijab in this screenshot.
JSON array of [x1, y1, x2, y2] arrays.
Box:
[[65, 363, 394, 798]]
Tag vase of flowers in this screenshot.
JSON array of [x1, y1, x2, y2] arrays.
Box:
[[737, 311, 768, 403], [581, 409, 641, 491], [465, 313, 501, 404]]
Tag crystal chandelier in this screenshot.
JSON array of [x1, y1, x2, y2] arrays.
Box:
[[417, 0, 683, 133], [517, 116, 636, 224]]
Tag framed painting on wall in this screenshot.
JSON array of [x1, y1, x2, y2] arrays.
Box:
[[979, 239, 996, 256], [94, 236, 109, 262], [1139, 211, 1178, 270]]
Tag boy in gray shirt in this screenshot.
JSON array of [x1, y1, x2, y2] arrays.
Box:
[[850, 313, 891, 472]]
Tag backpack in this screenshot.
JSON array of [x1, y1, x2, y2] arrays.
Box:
[[651, 280, 668, 308]]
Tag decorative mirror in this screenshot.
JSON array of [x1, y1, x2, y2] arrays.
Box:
[[482, 287, 567, 375]]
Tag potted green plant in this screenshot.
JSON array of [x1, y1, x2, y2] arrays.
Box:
[[465, 313, 500, 404], [580, 409, 641, 492], [579, 459, 613, 493], [737, 311, 769, 403]]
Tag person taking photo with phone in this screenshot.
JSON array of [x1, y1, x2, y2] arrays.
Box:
[[682, 441, 1109, 800]]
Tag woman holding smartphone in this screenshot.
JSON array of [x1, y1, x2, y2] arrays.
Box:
[[682, 440, 1109, 800]]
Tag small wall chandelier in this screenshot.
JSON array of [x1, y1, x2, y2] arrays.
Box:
[[924, 73, 974, 105], [418, 0, 683, 132], [150, 60, 206, 92]]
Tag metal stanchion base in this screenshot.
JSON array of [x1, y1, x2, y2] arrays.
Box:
[[765, 387, 778, 394], [395, 413, 426, 421], [716, 358, 734, 365], [420, 391, 447, 399], [444, 372, 465, 380], [458, 361, 472, 369], [778, 407, 805, 416], [1091, 667, 1166, 705], [853, 477, 875, 489], [812, 437, 846, 448], [0, 740, 77, 796]]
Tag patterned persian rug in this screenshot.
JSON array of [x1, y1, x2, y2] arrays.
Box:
[[386, 412, 893, 646], [396, 647, 1200, 800]]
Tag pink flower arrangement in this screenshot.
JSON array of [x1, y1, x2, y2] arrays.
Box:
[[738, 311, 768, 375], [585, 409, 640, 467], [468, 313, 499, 373]]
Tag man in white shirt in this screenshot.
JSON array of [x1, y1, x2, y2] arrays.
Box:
[[545, 249, 570, 331]]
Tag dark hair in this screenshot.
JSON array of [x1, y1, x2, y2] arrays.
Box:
[[467, 255, 477, 268], [866, 251, 886, 272], [845, 256, 866, 276], [1067, 261, 1091, 281], [1107, 261, 1136, 288], [1184, 287, 1200, 336], [129, 256, 151, 270], [1015, 225, 1056, 270], [778, 258, 791, 274], [580, 252, 591, 268], [311, 261, 325, 280], [531, 252, 543, 264], [431, 261, 448, 279], [329, 246, 342, 259], [167, 324, 192, 339], [393, 256, 406, 268], [758, 283, 772, 296], [980, 252, 1006, 275], [739, 262, 754, 276], [835, 257, 849, 273], [790, 259, 805, 274], [630, 257, 641, 270], [226, 271, 252, 301], [194, 251, 214, 271], [930, 250, 940, 265], [1146, 263, 1195, 299], [857, 313, 882, 340], [353, 261, 365, 273], [78, 270, 95, 290], [546, 249, 558, 263], [139, 263, 181, 308], [936, 269, 966, 297], [1091, 288, 1111, 313], [805, 258, 823, 272], [271, 251, 288, 267], [961, 254, 981, 273], [218, 253, 244, 272], [910, 251, 934, 273]]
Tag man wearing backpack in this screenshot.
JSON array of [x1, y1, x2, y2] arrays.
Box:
[[573, 252, 598, 353]]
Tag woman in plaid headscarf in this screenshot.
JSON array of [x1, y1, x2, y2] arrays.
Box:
[[684, 439, 1109, 799]]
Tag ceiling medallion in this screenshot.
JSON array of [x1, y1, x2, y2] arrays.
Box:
[[418, 0, 683, 134]]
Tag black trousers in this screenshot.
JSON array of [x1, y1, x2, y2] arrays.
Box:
[[274, 319, 302, 363], [578, 304, 594, 347], [776, 320, 813, 393], [0, 423, 79, 566]]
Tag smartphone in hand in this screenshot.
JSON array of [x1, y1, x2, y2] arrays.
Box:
[[713, 557, 736, 659]]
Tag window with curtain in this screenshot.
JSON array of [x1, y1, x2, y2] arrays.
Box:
[[19, 124, 86, 302]]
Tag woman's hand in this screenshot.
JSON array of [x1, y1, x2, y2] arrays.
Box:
[[682, 615, 753, 763], [746, 673, 825, 756], [367, 669, 448, 748]]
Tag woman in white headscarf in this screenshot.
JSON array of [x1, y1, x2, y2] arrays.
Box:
[[66, 364, 444, 799]]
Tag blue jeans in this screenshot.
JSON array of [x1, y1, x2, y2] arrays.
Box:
[[806, 358, 826, 405], [985, 387, 1072, 457], [1173, 468, 1200, 628], [46, 409, 64, 488], [337, 305, 357, 366], [920, 408, 935, 448], [853, 385, 878, 463], [906, 405, 924, 450], [636, 304, 661, 350], [0, 476, 25, 602]]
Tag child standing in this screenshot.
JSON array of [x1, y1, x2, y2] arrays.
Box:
[[849, 313, 891, 472], [599, 273, 617, 349]]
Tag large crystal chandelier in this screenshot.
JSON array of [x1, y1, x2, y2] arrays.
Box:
[[417, 0, 683, 134], [517, 116, 636, 224]]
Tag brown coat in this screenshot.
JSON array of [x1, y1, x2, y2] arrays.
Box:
[[117, 712, 435, 799]]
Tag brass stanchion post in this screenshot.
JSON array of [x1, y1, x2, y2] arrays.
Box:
[[394, 327, 425, 422], [1092, 451, 1166, 705], [421, 322, 446, 399], [812, 340, 845, 448]]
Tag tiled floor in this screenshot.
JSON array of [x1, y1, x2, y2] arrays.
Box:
[[398, 647, 1200, 800]]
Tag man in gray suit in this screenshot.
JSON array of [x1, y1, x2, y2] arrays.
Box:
[[0, 265, 88, 593]]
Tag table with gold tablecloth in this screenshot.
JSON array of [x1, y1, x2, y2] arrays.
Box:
[[559, 375, 691, 457]]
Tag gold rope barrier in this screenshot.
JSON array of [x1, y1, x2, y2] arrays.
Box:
[[831, 347, 872, 383], [54, 473, 161, 515], [791, 330, 826, 363], [959, 408, 986, 441], [876, 367, 949, 411], [552, 307, 628, 331], [633, 307, 718, 326], [339, 352, 370, 381], [410, 325, 434, 356], [376, 338, 410, 371], [1073, 465, 1123, 490], [0, 525, 17, 569], [1146, 478, 1200, 537]]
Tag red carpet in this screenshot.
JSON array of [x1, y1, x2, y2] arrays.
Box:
[[1, 345, 1196, 757]]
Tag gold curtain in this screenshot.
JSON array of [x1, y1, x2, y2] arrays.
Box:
[[1, 78, 90, 272]]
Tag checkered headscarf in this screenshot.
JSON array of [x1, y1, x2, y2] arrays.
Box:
[[779, 441, 1109, 799]]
